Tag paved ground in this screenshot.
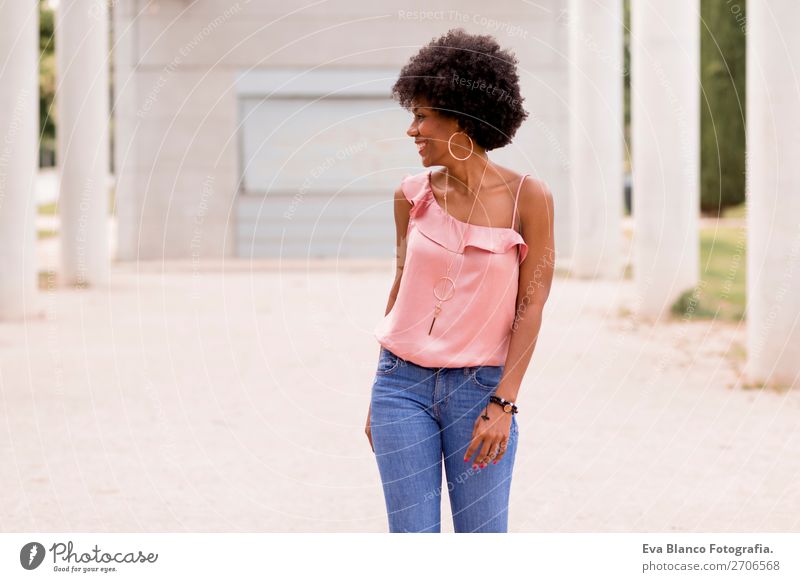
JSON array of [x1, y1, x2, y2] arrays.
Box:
[[1, 258, 798, 533]]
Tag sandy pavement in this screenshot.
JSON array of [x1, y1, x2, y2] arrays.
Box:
[[1, 259, 798, 532]]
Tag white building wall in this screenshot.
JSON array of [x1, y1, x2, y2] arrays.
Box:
[[113, 0, 571, 260]]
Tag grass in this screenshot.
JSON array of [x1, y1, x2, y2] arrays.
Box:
[[38, 201, 58, 216], [671, 225, 746, 322], [38, 270, 58, 290], [722, 203, 746, 219]]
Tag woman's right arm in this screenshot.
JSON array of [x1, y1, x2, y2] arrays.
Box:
[[383, 183, 412, 315], [367, 183, 412, 451]]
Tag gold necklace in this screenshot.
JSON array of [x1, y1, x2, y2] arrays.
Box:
[[428, 162, 490, 335]]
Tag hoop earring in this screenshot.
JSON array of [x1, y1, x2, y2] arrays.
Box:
[[447, 131, 474, 161]]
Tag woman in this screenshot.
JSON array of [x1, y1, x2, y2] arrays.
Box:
[[366, 28, 555, 533]]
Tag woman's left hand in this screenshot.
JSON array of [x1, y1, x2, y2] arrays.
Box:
[[463, 403, 512, 468]]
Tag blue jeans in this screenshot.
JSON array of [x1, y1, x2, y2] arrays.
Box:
[[369, 345, 519, 532]]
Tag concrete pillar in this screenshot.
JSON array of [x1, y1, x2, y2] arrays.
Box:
[[56, 0, 110, 286], [568, 0, 624, 279], [745, 0, 800, 389], [0, 2, 39, 320], [631, 1, 700, 319]]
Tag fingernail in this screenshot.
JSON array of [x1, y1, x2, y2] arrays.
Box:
[[492, 460, 498, 465], [480, 463, 486, 468], [472, 464, 478, 470]]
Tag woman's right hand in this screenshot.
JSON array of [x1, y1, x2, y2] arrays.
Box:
[[365, 405, 374, 452]]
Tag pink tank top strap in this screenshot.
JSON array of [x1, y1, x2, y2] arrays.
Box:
[[512, 174, 529, 233]]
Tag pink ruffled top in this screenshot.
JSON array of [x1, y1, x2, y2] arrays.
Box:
[[374, 170, 529, 368]]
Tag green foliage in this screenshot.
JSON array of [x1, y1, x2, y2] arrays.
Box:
[[40, 0, 56, 165], [700, 0, 747, 215], [623, 0, 631, 172]]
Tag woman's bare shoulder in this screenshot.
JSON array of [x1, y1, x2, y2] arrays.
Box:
[[492, 165, 552, 199], [517, 173, 555, 234]]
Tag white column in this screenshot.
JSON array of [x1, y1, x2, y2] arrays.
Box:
[[745, 0, 800, 389], [568, 0, 624, 279], [0, 2, 39, 320], [631, 1, 700, 319], [56, 0, 110, 286]]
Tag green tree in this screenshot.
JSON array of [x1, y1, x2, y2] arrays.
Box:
[[40, 0, 56, 166], [700, 0, 747, 215]]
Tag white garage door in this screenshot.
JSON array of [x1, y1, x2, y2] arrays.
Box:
[[235, 69, 415, 258]]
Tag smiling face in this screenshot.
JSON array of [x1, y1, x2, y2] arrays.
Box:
[[406, 97, 469, 166]]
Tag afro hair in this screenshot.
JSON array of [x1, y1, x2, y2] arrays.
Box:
[[391, 28, 528, 151]]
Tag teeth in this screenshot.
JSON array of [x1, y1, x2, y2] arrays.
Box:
[[417, 142, 425, 151]]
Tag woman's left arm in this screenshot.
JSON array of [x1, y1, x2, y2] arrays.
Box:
[[495, 178, 556, 403]]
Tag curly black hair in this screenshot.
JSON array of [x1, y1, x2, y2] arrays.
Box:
[[391, 28, 528, 151]]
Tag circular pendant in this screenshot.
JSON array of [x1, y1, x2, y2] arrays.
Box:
[[433, 276, 456, 301]]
